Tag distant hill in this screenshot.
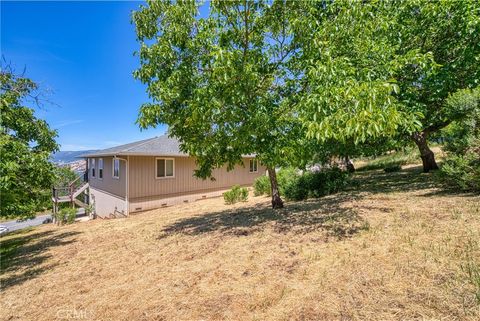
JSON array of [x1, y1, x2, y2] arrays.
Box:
[[51, 150, 97, 164]]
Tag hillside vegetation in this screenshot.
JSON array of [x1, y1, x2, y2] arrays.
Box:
[[1, 164, 479, 321]]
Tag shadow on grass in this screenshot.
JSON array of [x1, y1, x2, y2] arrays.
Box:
[[350, 165, 437, 194], [158, 192, 373, 239], [159, 165, 470, 240], [351, 165, 477, 197], [0, 229, 80, 290]]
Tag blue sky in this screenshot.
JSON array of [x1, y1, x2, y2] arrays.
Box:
[[1, 1, 168, 151]]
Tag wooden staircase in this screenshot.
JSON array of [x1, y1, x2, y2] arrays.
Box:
[[52, 171, 90, 217]]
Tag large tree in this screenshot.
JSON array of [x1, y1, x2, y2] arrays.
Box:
[[133, 1, 416, 208], [297, 1, 427, 152], [133, 0, 311, 208], [0, 68, 59, 218], [392, 0, 480, 172]]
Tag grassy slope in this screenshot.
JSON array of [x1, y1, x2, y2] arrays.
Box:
[[1, 165, 479, 321], [355, 146, 445, 171]]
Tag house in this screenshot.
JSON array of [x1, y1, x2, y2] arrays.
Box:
[[80, 135, 265, 217]]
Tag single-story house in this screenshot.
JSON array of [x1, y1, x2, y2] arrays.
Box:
[[80, 135, 265, 217]]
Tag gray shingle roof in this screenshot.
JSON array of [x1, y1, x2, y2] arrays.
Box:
[[79, 135, 187, 157]]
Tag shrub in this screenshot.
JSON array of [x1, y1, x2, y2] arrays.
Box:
[[253, 175, 271, 196], [239, 187, 249, 202], [253, 167, 299, 197], [283, 176, 309, 201], [224, 185, 249, 204], [54, 207, 77, 225], [440, 151, 480, 191], [284, 167, 350, 201], [439, 87, 479, 191], [253, 167, 349, 201], [276, 167, 298, 193]]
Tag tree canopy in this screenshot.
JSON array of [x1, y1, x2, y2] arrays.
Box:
[[0, 68, 59, 218], [133, 0, 422, 208], [391, 0, 480, 171]]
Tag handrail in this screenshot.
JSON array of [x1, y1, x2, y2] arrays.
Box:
[[52, 170, 88, 202], [69, 175, 82, 189]]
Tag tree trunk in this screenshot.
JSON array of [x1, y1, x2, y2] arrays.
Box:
[[267, 166, 284, 209], [412, 131, 439, 173], [345, 156, 355, 173]]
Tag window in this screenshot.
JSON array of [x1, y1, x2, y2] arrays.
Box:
[[156, 158, 174, 178], [98, 158, 103, 179], [91, 158, 96, 178], [249, 159, 258, 173], [113, 158, 120, 179]]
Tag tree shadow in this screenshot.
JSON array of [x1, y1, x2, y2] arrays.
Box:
[[0, 229, 80, 290], [158, 193, 374, 240], [349, 165, 475, 197], [158, 165, 471, 240], [349, 166, 437, 194]]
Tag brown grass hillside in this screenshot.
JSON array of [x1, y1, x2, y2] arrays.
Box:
[[1, 165, 479, 321]]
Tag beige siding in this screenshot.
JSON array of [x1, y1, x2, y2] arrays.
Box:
[[88, 156, 126, 198], [129, 187, 238, 213], [89, 187, 126, 218], [128, 156, 265, 199]]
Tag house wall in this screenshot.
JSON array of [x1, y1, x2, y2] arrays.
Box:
[[89, 187, 126, 218], [87, 155, 265, 216], [129, 186, 242, 213], [87, 156, 126, 198], [128, 156, 265, 199]]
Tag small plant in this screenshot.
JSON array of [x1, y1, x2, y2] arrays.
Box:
[[65, 208, 77, 224], [239, 187, 248, 202], [84, 203, 95, 218], [224, 185, 249, 204], [383, 165, 402, 172]]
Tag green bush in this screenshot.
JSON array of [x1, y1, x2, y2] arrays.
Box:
[[253, 167, 299, 197], [224, 185, 249, 204], [54, 207, 77, 225], [440, 151, 480, 191], [253, 167, 349, 201], [284, 167, 350, 201], [439, 87, 479, 191], [253, 175, 271, 196], [283, 176, 309, 201]]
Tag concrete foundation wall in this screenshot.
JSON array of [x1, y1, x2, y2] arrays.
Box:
[[89, 187, 126, 218]]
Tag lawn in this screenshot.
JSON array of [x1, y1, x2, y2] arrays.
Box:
[[1, 165, 479, 321]]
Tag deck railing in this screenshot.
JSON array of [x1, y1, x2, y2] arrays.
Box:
[[52, 170, 89, 202]]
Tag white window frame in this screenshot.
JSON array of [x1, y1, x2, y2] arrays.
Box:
[[249, 159, 258, 173], [98, 158, 104, 180], [91, 158, 96, 178], [155, 157, 175, 179], [112, 158, 120, 179]]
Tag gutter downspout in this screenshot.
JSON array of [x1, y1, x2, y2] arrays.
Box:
[[114, 156, 129, 216], [126, 155, 129, 216]]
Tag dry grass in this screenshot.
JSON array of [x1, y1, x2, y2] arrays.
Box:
[[1, 165, 479, 321]]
